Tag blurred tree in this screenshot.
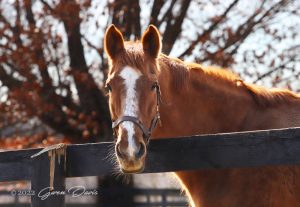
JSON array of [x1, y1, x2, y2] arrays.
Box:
[[0, 0, 299, 144]]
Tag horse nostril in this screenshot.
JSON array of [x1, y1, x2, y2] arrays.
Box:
[[136, 142, 146, 159], [116, 143, 125, 159]]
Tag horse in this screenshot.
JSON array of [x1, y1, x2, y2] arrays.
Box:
[[103, 24, 300, 207]]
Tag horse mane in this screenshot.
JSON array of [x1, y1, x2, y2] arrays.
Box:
[[159, 54, 300, 107], [159, 54, 190, 91], [242, 83, 300, 106]]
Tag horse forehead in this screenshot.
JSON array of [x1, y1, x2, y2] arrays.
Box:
[[119, 66, 142, 84]]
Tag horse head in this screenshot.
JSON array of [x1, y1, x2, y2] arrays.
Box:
[[104, 24, 162, 173]]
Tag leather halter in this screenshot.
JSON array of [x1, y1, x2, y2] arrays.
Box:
[[112, 82, 162, 144]]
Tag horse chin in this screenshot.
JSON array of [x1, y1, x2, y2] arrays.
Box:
[[118, 160, 145, 174], [120, 166, 145, 174]]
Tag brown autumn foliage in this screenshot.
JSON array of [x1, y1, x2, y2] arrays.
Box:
[[0, 0, 299, 146]]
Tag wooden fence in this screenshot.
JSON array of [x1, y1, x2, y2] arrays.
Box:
[[1, 127, 300, 206]]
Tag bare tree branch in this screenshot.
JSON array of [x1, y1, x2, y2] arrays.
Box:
[[150, 0, 165, 25], [162, 0, 192, 54], [179, 0, 240, 58]]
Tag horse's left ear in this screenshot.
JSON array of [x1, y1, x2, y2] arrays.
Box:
[[142, 25, 161, 58]]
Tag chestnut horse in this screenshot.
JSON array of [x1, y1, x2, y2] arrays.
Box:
[[104, 24, 300, 207]]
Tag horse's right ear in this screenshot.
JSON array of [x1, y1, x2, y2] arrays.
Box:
[[104, 25, 124, 59]]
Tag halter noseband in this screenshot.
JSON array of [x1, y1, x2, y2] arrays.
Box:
[[111, 82, 162, 144]]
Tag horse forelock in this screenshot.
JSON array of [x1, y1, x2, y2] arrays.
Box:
[[109, 41, 158, 76]]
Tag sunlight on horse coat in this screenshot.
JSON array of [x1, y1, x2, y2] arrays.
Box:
[[104, 24, 300, 207]]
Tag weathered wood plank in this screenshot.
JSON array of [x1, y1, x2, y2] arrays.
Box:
[[31, 144, 66, 207], [143, 128, 300, 172], [0, 148, 40, 181], [1, 127, 300, 181], [67, 127, 300, 176], [66, 142, 115, 177]]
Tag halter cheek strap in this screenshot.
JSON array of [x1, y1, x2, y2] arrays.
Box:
[[111, 82, 162, 144]]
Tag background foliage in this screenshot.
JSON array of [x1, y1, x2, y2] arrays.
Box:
[[0, 0, 299, 145]]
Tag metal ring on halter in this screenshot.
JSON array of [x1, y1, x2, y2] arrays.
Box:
[[112, 82, 162, 144]]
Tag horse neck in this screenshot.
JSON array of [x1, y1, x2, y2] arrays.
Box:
[[152, 56, 255, 138]]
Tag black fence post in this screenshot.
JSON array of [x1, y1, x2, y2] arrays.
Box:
[[30, 144, 67, 207]]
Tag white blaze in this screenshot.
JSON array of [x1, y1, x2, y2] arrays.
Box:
[[119, 66, 141, 157]]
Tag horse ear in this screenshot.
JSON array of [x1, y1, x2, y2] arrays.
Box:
[[142, 25, 161, 58], [104, 24, 124, 59]]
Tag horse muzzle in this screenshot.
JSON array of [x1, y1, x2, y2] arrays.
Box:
[[115, 140, 146, 173], [117, 157, 146, 174]]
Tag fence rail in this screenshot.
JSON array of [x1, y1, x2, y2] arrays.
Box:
[[1, 127, 300, 206]]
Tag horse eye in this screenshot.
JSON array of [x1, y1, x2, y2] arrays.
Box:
[[105, 84, 112, 92], [151, 82, 158, 91]]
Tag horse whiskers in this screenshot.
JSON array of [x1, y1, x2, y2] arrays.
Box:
[[103, 144, 121, 175], [121, 174, 132, 184], [104, 143, 125, 177], [105, 144, 134, 184], [104, 144, 117, 161], [111, 166, 132, 184]]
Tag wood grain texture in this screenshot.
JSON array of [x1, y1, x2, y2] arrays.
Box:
[[31, 144, 66, 207], [1, 127, 300, 181]]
